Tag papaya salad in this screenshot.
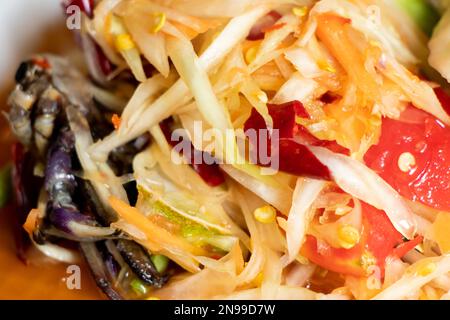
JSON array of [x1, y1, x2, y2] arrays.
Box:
[[5, 0, 450, 300]]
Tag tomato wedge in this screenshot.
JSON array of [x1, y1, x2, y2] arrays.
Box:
[[301, 202, 422, 277], [364, 104, 450, 211]]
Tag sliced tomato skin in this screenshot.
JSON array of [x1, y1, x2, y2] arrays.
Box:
[[362, 203, 403, 271], [301, 203, 415, 277], [364, 105, 450, 211], [301, 235, 366, 277]]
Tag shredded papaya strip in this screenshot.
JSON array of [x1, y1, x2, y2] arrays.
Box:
[[109, 196, 209, 256]]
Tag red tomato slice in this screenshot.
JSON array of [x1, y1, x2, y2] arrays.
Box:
[[301, 202, 421, 277], [301, 235, 365, 277], [364, 104, 450, 211]]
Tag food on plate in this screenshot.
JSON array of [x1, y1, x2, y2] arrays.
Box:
[[4, 0, 450, 300]]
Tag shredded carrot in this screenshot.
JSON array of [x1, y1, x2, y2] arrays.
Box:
[[112, 114, 121, 130], [261, 22, 286, 34], [316, 13, 379, 95], [108, 196, 208, 256], [23, 209, 40, 236]]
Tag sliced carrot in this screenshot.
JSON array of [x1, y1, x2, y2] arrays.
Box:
[[23, 209, 40, 236], [315, 13, 379, 96], [108, 196, 208, 256], [111, 114, 121, 130]]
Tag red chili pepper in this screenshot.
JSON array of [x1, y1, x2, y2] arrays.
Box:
[[159, 118, 225, 187], [94, 42, 114, 76], [435, 87, 450, 116], [244, 100, 348, 178]]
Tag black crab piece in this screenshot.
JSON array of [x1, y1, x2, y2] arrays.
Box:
[[80, 241, 123, 300], [79, 179, 168, 287], [44, 127, 116, 239]]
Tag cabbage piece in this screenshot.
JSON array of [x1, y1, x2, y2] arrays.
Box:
[[249, 13, 300, 72], [132, 148, 244, 253], [137, 189, 237, 252], [221, 164, 293, 215], [284, 48, 324, 79], [154, 243, 244, 299], [120, 72, 177, 132], [372, 255, 450, 299], [109, 15, 147, 82], [161, 0, 308, 18], [233, 186, 269, 286], [122, 12, 170, 77], [382, 54, 450, 124], [272, 72, 319, 104], [91, 0, 124, 66], [286, 178, 325, 262], [308, 146, 417, 239], [167, 36, 232, 134], [89, 6, 270, 162]]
